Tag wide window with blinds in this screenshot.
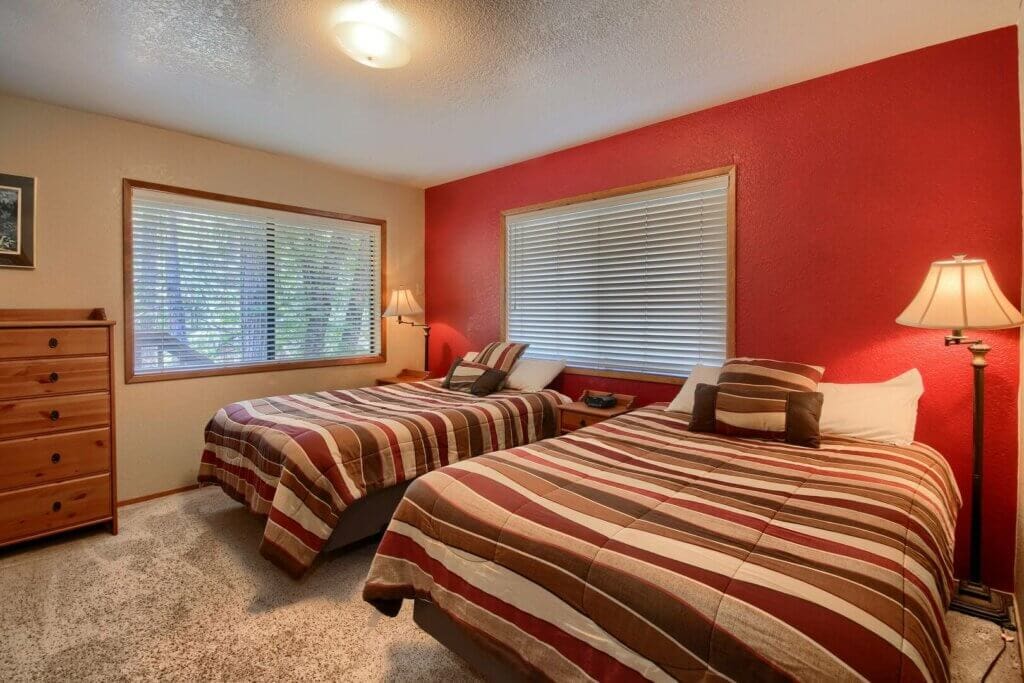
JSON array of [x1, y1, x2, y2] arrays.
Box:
[[504, 171, 732, 379], [124, 182, 384, 382]]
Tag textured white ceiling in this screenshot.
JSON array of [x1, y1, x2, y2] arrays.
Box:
[[0, 1, 1015, 187]]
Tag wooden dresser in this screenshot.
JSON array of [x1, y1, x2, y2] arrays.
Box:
[[0, 309, 117, 547]]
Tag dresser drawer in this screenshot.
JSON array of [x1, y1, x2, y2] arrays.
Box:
[[0, 474, 111, 544], [0, 327, 107, 360], [0, 356, 110, 400], [0, 428, 111, 490], [0, 392, 110, 438]]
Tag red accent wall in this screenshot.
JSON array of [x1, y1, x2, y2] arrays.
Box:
[[425, 28, 1022, 589]]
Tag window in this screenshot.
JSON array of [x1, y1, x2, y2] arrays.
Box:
[[504, 169, 733, 381], [123, 181, 384, 382]]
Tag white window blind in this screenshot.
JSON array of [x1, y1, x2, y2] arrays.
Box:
[[505, 174, 729, 378], [128, 188, 381, 377]]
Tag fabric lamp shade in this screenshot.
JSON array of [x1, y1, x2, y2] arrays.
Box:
[[383, 288, 423, 317], [896, 255, 1023, 330]]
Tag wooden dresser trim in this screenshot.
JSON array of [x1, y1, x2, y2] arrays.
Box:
[[0, 308, 108, 322]]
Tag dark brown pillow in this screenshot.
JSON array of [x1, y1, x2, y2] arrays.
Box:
[[442, 358, 508, 396], [688, 383, 719, 433], [784, 392, 824, 448], [470, 368, 508, 396]]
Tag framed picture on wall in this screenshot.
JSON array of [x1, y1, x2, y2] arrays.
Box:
[[0, 173, 35, 269]]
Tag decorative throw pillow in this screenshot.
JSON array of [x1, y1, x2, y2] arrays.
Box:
[[474, 342, 530, 374], [442, 358, 508, 396], [784, 392, 825, 448], [688, 383, 720, 432], [717, 357, 824, 393], [689, 383, 824, 448], [713, 357, 824, 442]]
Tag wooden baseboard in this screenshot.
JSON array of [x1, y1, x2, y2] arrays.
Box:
[[118, 484, 200, 508], [1011, 591, 1023, 665]]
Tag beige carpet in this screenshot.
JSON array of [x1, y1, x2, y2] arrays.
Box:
[[0, 487, 1019, 682]]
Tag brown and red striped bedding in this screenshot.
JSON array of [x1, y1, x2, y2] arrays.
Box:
[[364, 404, 960, 682], [198, 380, 568, 576]]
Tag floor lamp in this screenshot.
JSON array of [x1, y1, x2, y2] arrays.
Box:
[[383, 287, 430, 372], [897, 254, 1023, 627]]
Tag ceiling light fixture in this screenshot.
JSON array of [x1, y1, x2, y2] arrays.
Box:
[[333, 0, 410, 69]]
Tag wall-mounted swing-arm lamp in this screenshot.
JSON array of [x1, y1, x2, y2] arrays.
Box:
[[382, 287, 430, 372]]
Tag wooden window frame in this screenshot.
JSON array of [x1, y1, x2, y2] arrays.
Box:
[[122, 179, 387, 384], [500, 165, 736, 386]]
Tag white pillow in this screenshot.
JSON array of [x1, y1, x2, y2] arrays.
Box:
[[506, 359, 566, 392], [818, 369, 924, 445], [667, 365, 722, 413]]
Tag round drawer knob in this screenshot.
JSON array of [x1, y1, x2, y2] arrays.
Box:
[[51, 452, 61, 464], [49, 410, 60, 421], [48, 337, 59, 349], [52, 501, 62, 512], [579, 419, 587, 427], [49, 372, 59, 383]]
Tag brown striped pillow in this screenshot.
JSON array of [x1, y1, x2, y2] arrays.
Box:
[[690, 383, 825, 448], [717, 357, 824, 393], [475, 342, 529, 373], [703, 357, 825, 444], [442, 358, 508, 396]]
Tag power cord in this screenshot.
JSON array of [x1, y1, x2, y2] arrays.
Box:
[[980, 630, 1015, 682]]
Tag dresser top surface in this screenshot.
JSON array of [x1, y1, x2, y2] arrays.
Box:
[[0, 309, 115, 328]]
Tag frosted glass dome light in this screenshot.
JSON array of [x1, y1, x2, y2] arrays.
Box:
[[333, 0, 410, 69]]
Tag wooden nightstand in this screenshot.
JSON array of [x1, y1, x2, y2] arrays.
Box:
[[556, 390, 637, 434], [376, 369, 430, 386]]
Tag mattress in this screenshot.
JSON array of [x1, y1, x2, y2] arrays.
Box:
[[363, 404, 960, 682], [198, 380, 569, 576]]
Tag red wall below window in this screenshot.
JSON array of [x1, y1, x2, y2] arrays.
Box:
[[424, 28, 1022, 590]]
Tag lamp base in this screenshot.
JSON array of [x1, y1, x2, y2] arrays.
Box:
[[949, 580, 1015, 629]]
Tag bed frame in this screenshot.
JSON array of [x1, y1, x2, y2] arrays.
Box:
[[321, 494, 527, 679], [413, 599, 529, 682], [321, 480, 413, 553]]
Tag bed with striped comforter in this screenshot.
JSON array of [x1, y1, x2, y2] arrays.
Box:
[[198, 380, 568, 576], [363, 404, 961, 682]]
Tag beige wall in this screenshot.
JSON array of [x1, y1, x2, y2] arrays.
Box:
[[0, 94, 424, 501]]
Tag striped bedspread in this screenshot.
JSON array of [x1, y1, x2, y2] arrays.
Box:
[[198, 380, 568, 576], [363, 405, 960, 682]]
